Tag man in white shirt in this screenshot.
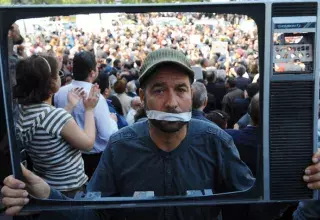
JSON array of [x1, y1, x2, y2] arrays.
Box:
[[126, 96, 142, 125], [54, 51, 118, 154]]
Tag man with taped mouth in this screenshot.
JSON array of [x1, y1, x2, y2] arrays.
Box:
[[1, 48, 255, 219]]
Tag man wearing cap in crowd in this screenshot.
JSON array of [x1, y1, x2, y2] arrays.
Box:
[[3, 48, 320, 220]]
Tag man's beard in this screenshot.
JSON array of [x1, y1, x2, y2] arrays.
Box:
[[149, 119, 188, 133]]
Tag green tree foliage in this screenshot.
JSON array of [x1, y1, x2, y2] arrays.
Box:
[[0, 0, 10, 4]]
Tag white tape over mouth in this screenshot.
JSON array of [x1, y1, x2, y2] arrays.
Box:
[[146, 110, 192, 122]]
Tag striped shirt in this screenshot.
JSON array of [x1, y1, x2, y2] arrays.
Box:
[[16, 103, 88, 191]]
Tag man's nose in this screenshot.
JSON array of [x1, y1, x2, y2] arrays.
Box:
[[165, 90, 178, 110]]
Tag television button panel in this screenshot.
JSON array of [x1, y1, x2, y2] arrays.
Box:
[[272, 16, 316, 75]]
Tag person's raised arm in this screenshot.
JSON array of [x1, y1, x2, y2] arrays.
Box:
[[64, 87, 86, 113], [61, 85, 100, 152]]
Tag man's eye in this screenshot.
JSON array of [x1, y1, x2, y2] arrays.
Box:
[[177, 88, 187, 93], [154, 89, 164, 94]]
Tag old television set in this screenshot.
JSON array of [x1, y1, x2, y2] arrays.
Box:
[[0, 0, 319, 214]]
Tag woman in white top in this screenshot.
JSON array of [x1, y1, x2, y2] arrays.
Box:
[[14, 54, 99, 197]]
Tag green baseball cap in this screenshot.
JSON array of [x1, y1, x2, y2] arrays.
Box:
[[139, 48, 194, 86]]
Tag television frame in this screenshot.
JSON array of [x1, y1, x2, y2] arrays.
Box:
[[0, 0, 319, 213]]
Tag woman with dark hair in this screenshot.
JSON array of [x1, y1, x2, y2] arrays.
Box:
[[14, 55, 100, 197]]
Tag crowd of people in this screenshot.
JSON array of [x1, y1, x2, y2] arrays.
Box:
[[12, 12, 260, 131], [14, 12, 258, 78], [2, 11, 320, 220]]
